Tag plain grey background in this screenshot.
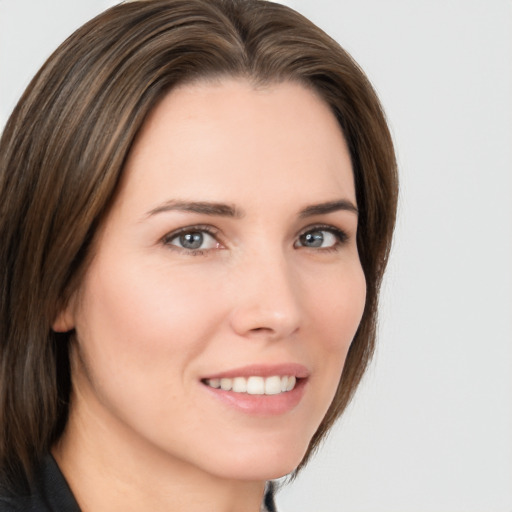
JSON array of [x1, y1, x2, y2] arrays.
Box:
[[1, 1, 511, 511]]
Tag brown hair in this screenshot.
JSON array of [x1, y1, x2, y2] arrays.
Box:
[[0, 0, 397, 488]]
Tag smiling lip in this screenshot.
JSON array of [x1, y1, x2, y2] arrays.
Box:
[[202, 363, 310, 380], [201, 363, 309, 416]]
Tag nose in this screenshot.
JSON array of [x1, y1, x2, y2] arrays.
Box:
[[228, 249, 302, 341]]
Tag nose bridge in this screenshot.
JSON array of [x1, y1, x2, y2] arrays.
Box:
[[229, 244, 302, 339]]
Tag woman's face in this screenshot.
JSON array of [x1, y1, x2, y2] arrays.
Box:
[[58, 79, 366, 481]]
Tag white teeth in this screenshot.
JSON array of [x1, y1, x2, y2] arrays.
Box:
[[208, 378, 221, 389], [205, 375, 298, 395], [286, 376, 296, 392], [264, 376, 282, 395], [247, 376, 264, 395], [232, 377, 247, 393], [220, 378, 231, 391]]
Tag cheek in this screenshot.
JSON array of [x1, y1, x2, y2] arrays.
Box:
[[298, 260, 366, 409], [71, 259, 226, 402], [82, 259, 219, 343], [307, 262, 366, 411], [310, 263, 367, 353], [70, 259, 229, 441]]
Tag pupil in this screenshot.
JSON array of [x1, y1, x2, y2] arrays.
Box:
[[180, 232, 203, 249], [302, 231, 323, 247]]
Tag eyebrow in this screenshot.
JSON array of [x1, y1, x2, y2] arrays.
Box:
[[145, 200, 244, 218], [299, 199, 358, 217], [145, 198, 358, 220]]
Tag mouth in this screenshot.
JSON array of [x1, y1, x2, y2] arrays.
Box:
[[202, 375, 297, 395], [199, 364, 309, 415]]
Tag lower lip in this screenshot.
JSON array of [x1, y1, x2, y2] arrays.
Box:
[[201, 378, 307, 416]]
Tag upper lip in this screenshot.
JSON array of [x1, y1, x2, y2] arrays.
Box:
[[202, 363, 310, 380]]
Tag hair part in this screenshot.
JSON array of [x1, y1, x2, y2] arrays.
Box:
[[0, 0, 397, 488]]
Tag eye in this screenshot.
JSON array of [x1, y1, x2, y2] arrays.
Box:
[[295, 226, 347, 250], [163, 227, 222, 252]]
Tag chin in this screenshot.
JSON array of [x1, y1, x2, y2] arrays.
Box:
[[202, 439, 310, 482]]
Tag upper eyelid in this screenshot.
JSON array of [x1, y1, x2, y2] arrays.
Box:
[[160, 224, 222, 247], [162, 224, 221, 239], [297, 223, 349, 237], [161, 225, 223, 254], [294, 225, 350, 252]]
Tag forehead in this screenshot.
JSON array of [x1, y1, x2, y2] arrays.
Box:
[[117, 78, 355, 213]]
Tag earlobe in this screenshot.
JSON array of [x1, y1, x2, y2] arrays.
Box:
[[52, 303, 75, 333]]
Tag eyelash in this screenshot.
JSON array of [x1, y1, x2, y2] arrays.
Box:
[[161, 224, 349, 255], [296, 224, 349, 252], [161, 224, 221, 256]]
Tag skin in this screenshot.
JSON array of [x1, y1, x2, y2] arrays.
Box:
[[53, 79, 366, 512]]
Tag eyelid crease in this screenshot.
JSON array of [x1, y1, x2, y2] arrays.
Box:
[[162, 223, 221, 237], [298, 223, 349, 238]]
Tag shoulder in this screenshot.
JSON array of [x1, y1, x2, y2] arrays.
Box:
[[0, 477, 49, 512], [0, 454, 80, 512], [0, 475, 30, 511], [0, 480, 32, 511], [0, 496, 31, 511]]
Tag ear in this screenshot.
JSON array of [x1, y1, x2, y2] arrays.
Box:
[[52, 300, 75, 333]]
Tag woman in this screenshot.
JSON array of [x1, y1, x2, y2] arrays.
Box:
[[0, 0, 398, 510]]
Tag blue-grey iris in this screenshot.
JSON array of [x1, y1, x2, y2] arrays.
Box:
[[180, 232, 203, 249], [300, 231, 324, 248]]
